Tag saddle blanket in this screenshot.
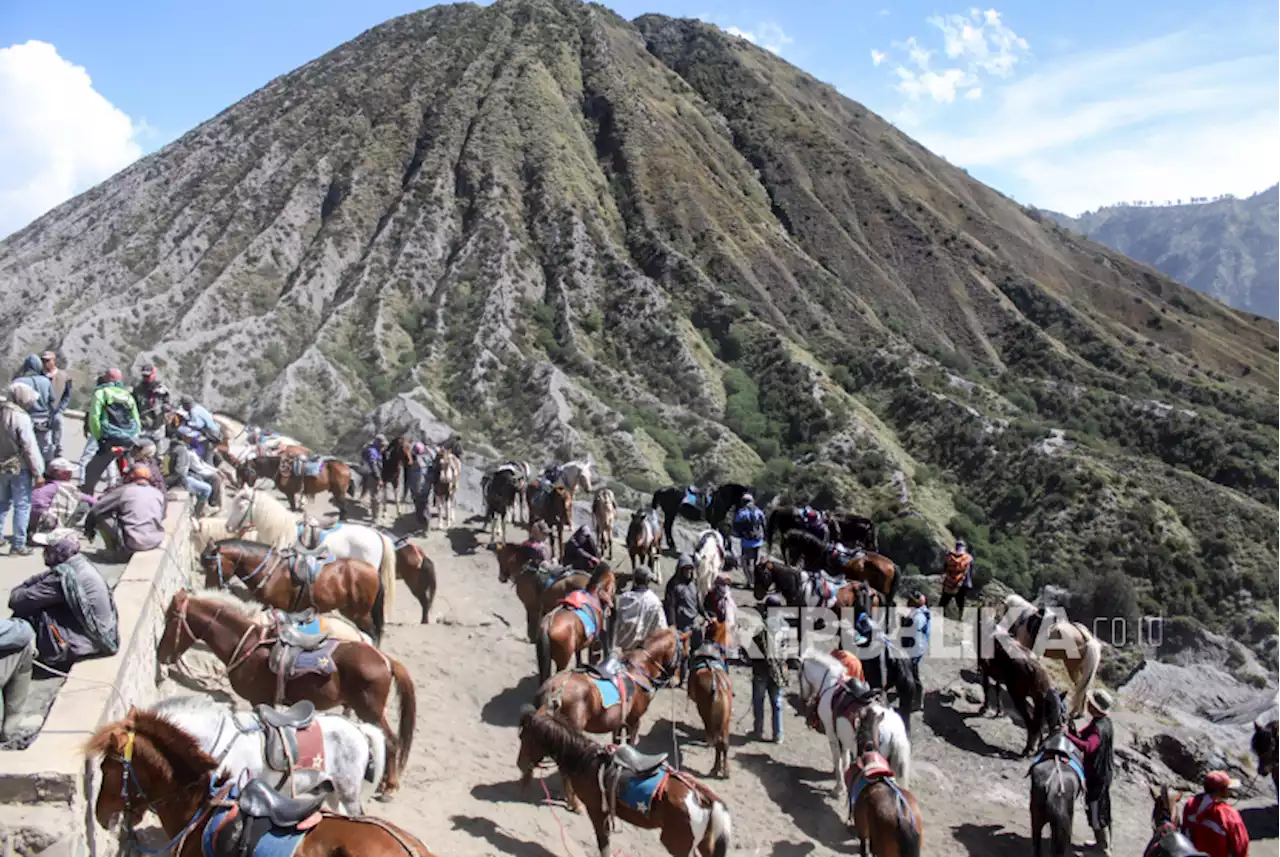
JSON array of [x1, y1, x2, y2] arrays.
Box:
[[619, 768, 670, 815], [295, 520, 342, 544], [593, 677, 622, 709], [202, 785, 309, 857], [829, 544, 865, 565], [682, 488, 704, 510], [1028, 751, 1086, 787], [292, 457, 327, 478], [571, 605, 599, 640], [534, 565, 573, 591], [848, 770, 911, 818], [293, 615, 323, 636], [269, 640, 340, 681]]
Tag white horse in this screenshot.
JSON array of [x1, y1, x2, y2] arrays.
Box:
[[692, 529, 726, 601], [996, 593, 1102, 718], [224, 487, 397, 618], [555, 458, 596, 498], [190, 515, 258, 555], [799, 649, 911, 796], [151, 695, 386, 813]]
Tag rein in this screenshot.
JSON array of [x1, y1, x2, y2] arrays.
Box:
[[112, 727, 221, 856]]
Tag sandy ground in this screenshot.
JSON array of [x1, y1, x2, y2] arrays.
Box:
[[155, 476, 1279, 857]]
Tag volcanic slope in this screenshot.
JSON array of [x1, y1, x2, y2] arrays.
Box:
[[0, 0, 1276, 638]]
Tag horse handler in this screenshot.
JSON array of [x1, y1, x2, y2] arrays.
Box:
[[1065, 689, 1115, 855]]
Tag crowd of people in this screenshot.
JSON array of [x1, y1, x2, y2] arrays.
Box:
[[0, 354, 226, 745]]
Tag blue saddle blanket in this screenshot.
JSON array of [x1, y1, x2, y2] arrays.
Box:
[[682, 488, 704, 510], [293, 615, 323, 636], [202, 785, 307, 857], [593, 677, 622, 709], [618, 768, 668, 814], [849, 773, 915, 824], [571, 606, 599, 640], [1029, 751, 1086, 787]]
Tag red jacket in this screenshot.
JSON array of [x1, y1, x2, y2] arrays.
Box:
[[1182, 793, 1249, 857]]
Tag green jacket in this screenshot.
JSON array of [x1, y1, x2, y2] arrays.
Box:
[[88, 382, 140, 442]]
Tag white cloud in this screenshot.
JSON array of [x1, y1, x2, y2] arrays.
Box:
[[878, 8, 891, 16], [885, 8, 1028, 103], [871, 50, 887, 67], [904, 29, 1279, 213], [722, 21, 794, 55], [0, 41, 141, 239]]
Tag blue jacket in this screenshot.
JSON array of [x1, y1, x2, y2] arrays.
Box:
[[733, 504, 766, 548], [13, 355, 53, 428]]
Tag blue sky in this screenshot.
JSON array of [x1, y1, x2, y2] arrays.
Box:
[[1, 0, 1276, 237]]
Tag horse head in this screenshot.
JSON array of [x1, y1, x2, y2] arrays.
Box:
[[1148, 783, 1182, 831]]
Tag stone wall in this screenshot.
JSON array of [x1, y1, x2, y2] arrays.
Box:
[[0, 495, 192, 857]]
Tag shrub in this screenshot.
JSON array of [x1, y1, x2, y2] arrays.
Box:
[[878, 517, 940, 576]]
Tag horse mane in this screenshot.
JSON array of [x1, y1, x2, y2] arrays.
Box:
[[85, 709, 219, 787], [150, 694, 230, 716], [784, 529, 824, 549], [519, 710, 605, 776], [213, 537, 273, 557], [187, 588, 266, 618], [802, 647, 846, 675], [704, 619, 729, 646], [245, 490, 298, 543]]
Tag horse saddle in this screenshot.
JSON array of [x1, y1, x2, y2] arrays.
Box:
[[689, 643, 727, 673], [203, 780, 332, 857], [530, 479, 552, 505], [1028, 733, 1085, 786], [268, 633, 338, 704], [846, 754, 905, 813], [1146, 829, 1208, 857], [832, 677, 878, 722], [829, 543, 865, 565], [295, 518, 341, 552], [586, 655, 625, 682], [682, 487, 706, 511], [611, 745, 668, 779], [255, 702, 321, 774], [534, 564, 573, 591], [270, 608, 323, 637]]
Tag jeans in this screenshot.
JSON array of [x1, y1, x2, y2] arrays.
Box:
[[184, 475, 212, 500], [740, 545, 760, 585], [0, 471, 34, 550], [48, 412, 64, 459], [752, 675, 784, 739], [78, 436, 98, 476]]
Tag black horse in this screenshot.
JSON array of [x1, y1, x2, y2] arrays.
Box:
[[482, 467, 524, 544], [1029, 689, 1081, 857], [650, 483, 751, 550], [851, 625, 918, 736], [752, 557, 810, 606], [781, 529, 831, 569], [828, 512, 878, 551]]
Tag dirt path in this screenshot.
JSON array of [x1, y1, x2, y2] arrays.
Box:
[[170, 478, 1279, 856]]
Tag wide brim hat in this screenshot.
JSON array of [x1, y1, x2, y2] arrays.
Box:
[[1086, 689, 1113, 715]]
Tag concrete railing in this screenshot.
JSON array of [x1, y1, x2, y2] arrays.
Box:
[[0, 494, 193, 857]]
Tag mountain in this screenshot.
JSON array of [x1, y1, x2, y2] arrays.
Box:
[[1047, 186, 1279, 319], [1, 0, 1276, 640]]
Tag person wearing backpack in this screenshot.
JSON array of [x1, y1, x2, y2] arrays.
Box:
[[12, 355, 54, 462], [81, 369, 140, 495], [900, 591, 931, 710], [732, 493, 767, 586]]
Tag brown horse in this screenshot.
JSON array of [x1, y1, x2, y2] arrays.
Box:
[[201, 539, 384, 642], [383, 436, 412, 512], [87, 708, 434, 857], [532, 628, 682, 812], [688, 620, 733, 778], [527, 483, 573, 559], [976, 620, 1054, 756], [535, 565, 616, 683], [394, 540, 437, 624], [592, 488, 617, 559], [1254, 718, 1278, 792], [516, 709, 732, 857], [626, 507, 663, 582], [847, 747, 923, 857], [784, 530, 899, 602], [496, 541, 588, 640], [157, 590, 416, 794], [276, 452, 352, 519]]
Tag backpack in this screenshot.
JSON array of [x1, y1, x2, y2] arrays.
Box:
[[738, 506, 765, 541], [99, 387, 138, 441]]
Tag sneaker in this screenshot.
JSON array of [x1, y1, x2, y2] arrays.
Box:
[[773, 734, 784, 745], [9, 545, 34, 557]]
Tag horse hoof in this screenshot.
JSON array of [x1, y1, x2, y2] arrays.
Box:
[[373, 792, 394, 803]]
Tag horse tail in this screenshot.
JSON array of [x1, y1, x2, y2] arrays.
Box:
[[389, 657, 417, 777], [377, 533, 398, 620], [1070, 624, 1102, 717], [356, 722, 388, 791], [1047, 786, 1072, 855], [420, 553, 437, 624], [887, 561, 900, 605], [899, 792, 922, 857], [536, 613, 554, 684], [707, 800, 732, 857], [371, 577, 385, 645], [650, 489, 662, 511]]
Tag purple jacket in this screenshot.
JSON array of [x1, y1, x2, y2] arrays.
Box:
[[89, 482, 166, 552]]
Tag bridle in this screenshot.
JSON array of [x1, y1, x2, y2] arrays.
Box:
[[109, 727, 221, 855], [227, 490, 256, 536], [204, 544, 276, 592]]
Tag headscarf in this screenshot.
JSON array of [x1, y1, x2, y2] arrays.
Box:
[[6, 382, 38, 408], [105, 368, 123, 382], [676, 553, 694, 573], [42, 536, 82, 568]]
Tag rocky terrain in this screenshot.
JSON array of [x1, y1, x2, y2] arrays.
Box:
[[1048, 186, 1279, 320], [0, 0, 1276, 651]]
